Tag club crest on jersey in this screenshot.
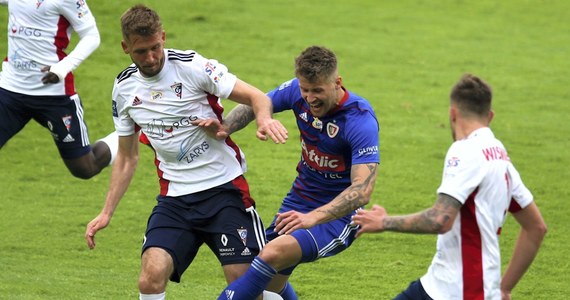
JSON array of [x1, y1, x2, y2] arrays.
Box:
[[312, 117, 322, 130], [327, 122, 339, 138], [62, 115, 73, 131], [237, 228, 248, 246], [132, 96, 142, 106], [170, 82, 182, 99]]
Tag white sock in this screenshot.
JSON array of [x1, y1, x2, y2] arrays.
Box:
[[139, 292, 165, 300], [97, 131, 118, 165]]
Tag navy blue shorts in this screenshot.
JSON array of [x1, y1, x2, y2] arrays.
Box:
[[142, 185, 266, 282], [393, 279, 433, 300], [0, 87, 91, 159], [266, 204, 358, 275]]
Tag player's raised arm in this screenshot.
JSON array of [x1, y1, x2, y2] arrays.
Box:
[[191, 104, 256, 140], [227, 79, 288, 144]]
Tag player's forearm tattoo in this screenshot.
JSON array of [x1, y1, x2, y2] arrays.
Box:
[[315, 163, 378, 221], [384, 193, 461, 234], [224, 104, 255, 134]]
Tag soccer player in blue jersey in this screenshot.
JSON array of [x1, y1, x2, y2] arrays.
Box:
[[195, 45, 380, 300]]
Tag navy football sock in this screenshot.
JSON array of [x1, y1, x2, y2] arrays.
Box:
[[278, 282, 298, 300], [218, 257, 276, 300]]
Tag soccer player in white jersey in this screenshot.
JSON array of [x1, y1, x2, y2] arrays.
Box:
[[83, 5, 288, 300], [352, 74, 547, 300], [0, 0, 117, 179]]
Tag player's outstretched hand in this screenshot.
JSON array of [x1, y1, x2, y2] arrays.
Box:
[[192, 118, 229, 140], [256, 118, 288, 144], [40, 66, 61, 84], [352, 204, 388, 238], [85, 213, 111, 249], [274, 210, 316, 235]]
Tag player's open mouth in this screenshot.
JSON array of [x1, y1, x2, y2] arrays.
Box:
[[309, 101, 323, 109]]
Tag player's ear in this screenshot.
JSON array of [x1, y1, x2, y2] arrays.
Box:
[[335, 76, 342, 89], [488, 110, 495, 123], [121, 40, 129, 54]]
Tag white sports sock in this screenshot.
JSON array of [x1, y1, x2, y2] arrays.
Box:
[[97, 131, 118, 165], [139, 292, 165, 300]]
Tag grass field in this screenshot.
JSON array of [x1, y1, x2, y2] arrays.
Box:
[[1, 0, 569, 299]]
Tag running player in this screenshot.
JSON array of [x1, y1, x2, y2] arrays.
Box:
[[199, 45, 380, 300], [84, 4, 288, 300], [352, 74, 547, 300], [0, 0, 117, 179]]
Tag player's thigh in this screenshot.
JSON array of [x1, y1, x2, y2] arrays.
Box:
[[35, 94, 91, 159], [203, 205, 265, 267], [0, 88, 33, 146], [142, 204, 204, 283]]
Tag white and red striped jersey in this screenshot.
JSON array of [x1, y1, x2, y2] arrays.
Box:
[[421, 127, 533, 300], [1, 0, 98, 95], [112, 49, 247, 198]]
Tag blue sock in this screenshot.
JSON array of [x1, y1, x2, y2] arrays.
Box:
[[218, 257, 276, 300], [278, 282, 298, 300]]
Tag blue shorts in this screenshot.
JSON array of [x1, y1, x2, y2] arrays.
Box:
[[266, 204, 358, 275], [142, 183, 266, 282], [393, 279, 433, 300], [0, 87, 91, 159]]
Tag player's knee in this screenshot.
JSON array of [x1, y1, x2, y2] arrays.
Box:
[[139, 268, 168, 294], [64, 158, 102, 179], [138, 271, 168, 294], [259, 244, 290, 270], [68, 166, 98, 180]]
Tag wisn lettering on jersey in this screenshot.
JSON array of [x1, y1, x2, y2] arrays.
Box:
[[482, 146, 510, 162], [301, 139, 345, 172]]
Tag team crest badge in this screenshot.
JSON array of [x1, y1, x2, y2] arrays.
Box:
[[237, 228, 248, 246], [170, 82, 182, 99], [327, 122, 339, 138], [62, 115, 73, 131]]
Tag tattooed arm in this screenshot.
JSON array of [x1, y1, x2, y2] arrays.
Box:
[[352, 193, 461, 237], [223, 104, 256, 135], [191, 104, 256, 140], [274, 163, 378, 235]]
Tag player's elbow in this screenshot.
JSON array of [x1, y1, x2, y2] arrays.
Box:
[[359, 191, 372, 207], [533, 221, 548, 243], [434, 214, 455, 234], [436, 221, 453, 234]]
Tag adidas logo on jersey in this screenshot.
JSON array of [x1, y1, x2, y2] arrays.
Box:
[[224, 290, 235, 299], [63, 134, 75, 143], [132, 96, 142, 106]]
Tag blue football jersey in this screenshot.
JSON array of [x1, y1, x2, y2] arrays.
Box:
[[268, 78, 380, 212]]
